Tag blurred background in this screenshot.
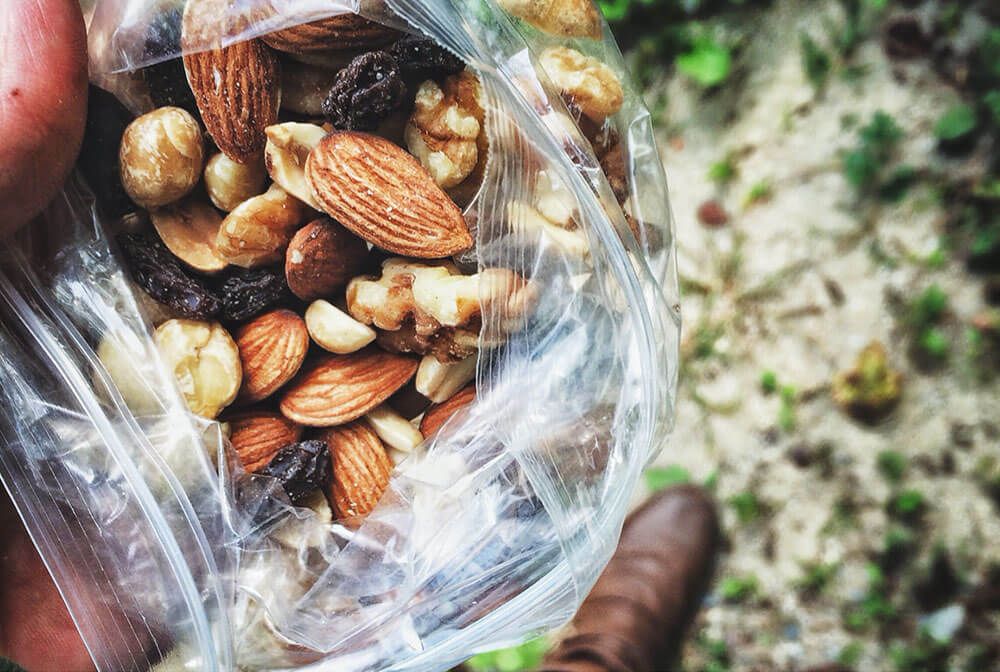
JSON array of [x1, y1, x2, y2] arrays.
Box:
[[467, 0, 1000, 670]]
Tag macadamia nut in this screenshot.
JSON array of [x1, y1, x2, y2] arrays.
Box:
[[120, 106, 205, 208], [204, 153, 267, 212]]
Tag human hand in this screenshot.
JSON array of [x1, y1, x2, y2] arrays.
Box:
[[0, 1, 91, 669], [0, 0, 88, 238]]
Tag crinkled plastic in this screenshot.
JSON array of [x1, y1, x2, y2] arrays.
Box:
[[0, 0, 679, 669]]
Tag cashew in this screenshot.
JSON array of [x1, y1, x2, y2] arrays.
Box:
[[304, 299, 377, 354], [264, 122, 327, 209]]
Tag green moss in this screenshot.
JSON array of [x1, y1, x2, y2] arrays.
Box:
[[760, 370, 778, 394], [719, 575, 759, 603], [876, 450, 907, 483], [644, 465, 691, 491], [795, 561, 840, 596], [728, 492, 762, 523], [934, 104, 978, 141]]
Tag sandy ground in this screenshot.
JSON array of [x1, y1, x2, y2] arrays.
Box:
[[645, 0, 1000, 669]]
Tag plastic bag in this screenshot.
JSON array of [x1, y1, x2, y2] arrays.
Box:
[[0, 0, 679, 668]]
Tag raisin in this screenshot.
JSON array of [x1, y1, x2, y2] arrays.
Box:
[[322, 51, 406, 131], [389, 35, 465, 83], [117, 233, 222, 319], [215, 266, 291, 323], [79, 86, 134, 218], [259, 440, 333, 506], [140, 7, 200, 116]]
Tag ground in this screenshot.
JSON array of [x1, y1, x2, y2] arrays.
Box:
[[647, 0, 1000, 669]]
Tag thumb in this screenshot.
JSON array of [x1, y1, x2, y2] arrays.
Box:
[[0, 0, 88, 238]]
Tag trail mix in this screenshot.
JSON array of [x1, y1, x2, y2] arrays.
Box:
[[91, 0, 626, 524]]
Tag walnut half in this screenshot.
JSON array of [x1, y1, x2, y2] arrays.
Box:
[[405, 71, 485, 190]]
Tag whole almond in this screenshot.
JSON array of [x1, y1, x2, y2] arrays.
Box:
[[235, 309, 309, 402], [306, 131, 473, 258], [286, 218, 368, 301], [182, 0, 280, 163], [261, 15, 400, 54], [279, 347, 418, 427], [321, 421, 392, 519], [228, 410, 303, 472], [420, 384, 475, 437]]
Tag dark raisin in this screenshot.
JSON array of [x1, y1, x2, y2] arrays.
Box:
[[117, 233, 222, 319], [322, 51, 406, 131], [259, 441, 333, 506], [215, 266, 291, 323], [388, 35, 464, 83], [140, 7, 200, 116], [79, 86, 134, 218]]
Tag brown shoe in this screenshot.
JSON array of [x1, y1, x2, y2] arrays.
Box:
[[538, 485, 720, 672]]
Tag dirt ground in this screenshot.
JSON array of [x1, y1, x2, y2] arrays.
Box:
[[647, 0, 1000, 669]]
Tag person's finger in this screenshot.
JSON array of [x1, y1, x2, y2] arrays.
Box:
[[0, 0, 88, 238], [0, 493, 94, 671]]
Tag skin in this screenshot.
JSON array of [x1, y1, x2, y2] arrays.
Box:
[[0, 0, 88, 237], [0, 1, 93, 669]]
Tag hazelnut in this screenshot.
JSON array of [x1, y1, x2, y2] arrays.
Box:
[[305, 300, 377, 354], [150, 199, 228, 274], [264, 122, 328, 209], [120, 106, 204, 208], [285, 218, 369, 301], [405, 72, 484, 189], [154, 319, 242, 419], [96, 330, 162, 415], [538, 47, 624, 123], [204, 153, 267, 212], [216, 184, 306, 268], [364, 404, 424, 453]]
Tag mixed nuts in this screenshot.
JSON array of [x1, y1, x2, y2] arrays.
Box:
[[95, 0, 626, 525]]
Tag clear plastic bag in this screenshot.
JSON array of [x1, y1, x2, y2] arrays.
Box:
[[0, 0, 679, 668]]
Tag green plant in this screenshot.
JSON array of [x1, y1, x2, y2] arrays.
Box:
[[934, 104, 978, 141], [744, 180, 773, 206], [677, 36, 733, 87], [911, 284, 949, 327], [837, 641, 864, 666], [919, 327, 950, 360], [760, 370, 778, 394], [728, 491, 762, 523], [708, 156, 738, 184], [800, 32, 832, 90], [778, 384, 797, 431], [719, 574, 759, 603], [467, 637, 550, 672], [796, 561, 840, 596], [842, 111, 904, 194], [645, 465, 691, 491], [876, 450, 907, 483], [843, 563, 897, 631], [889, 489, 926, 522]]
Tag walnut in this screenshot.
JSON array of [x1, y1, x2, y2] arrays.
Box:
[[538, 47, 623, 123], [346, 258, 533, 361], [405, 71, 485, 189], [498, 0, 602, 39]]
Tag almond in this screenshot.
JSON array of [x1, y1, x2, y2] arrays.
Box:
[[286, 218, 368, 301], [420, 384, 475, 437], [235, 309, 309, 403], [321, 421, 392, 519], [228, 410, 303, 472], [279, 347, 418, 427], [261, 15, 400, 54], [182, 0, 280, 163], [306, 131, 473, 258]]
